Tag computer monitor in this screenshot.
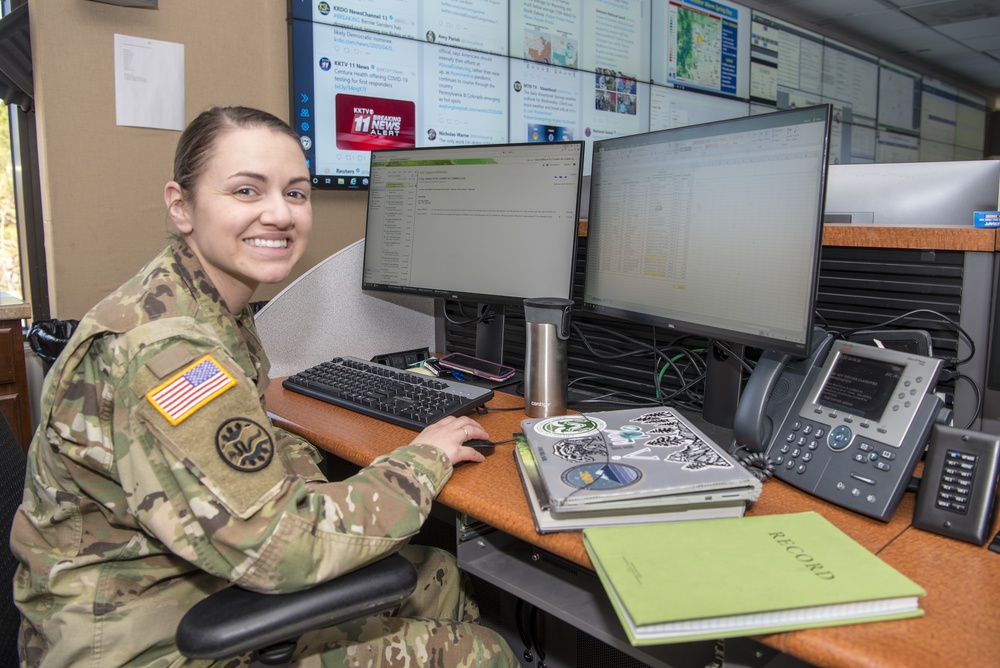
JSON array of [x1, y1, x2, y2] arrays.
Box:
[[582, 105, 832, 425], [362, 141, 585, 364]]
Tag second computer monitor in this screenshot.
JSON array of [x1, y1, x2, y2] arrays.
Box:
[[362, 141, 585, 362], [582, 105, 832, 420]]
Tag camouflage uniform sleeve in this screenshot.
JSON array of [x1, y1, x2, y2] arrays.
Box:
[[249, 323, 327, 483], [273, 424, 328, 482], [115, 330, 452, 593]]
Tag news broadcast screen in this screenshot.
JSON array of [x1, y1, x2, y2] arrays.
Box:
[[291, 19, 509, 189], [289, 2, 655, 190]]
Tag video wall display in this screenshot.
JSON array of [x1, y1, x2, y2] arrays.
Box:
[[291, 1, 990, 189], [749, 13, 822, 108]]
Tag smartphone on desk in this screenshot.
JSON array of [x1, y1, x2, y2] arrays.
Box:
[[438, 352, 516, 382]]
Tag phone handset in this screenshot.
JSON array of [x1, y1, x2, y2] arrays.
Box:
[[733, 328, 835, 454]]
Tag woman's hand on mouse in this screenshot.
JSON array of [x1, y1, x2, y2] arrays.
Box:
[[410, 415, 490, 466]]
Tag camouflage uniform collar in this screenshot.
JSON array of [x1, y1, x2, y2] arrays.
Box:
[[170, 238, 251, 317], [170, 239, 226, 309], [171, 237, 254, 330]]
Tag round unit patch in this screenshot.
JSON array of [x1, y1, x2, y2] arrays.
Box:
[[533, 415, 607, 438], [216, 418, 274, 472], [561, 462, 642, 490]]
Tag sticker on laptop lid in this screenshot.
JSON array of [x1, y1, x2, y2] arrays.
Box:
[[146, 355, 236, 425], [562, 462, 642, 490], [532, 414, 606, 437]]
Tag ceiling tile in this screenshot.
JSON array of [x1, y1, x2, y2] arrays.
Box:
[[934, 15, 1000, 39], [902, 0, 1000, 26], [872, 28, 969, 57], [960, 35, 1000, 52], [747, 0, 816, 9], [932, 51, 1000, 85], [793, 0, 891, 20], [884, 0, 950, 7], [814, 10, 925, 36]]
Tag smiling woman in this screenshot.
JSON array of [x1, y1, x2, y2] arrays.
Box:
[[10, 106, 515, 667]]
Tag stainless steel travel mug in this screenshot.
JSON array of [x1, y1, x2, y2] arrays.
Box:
[[524, 297, 573, 418]]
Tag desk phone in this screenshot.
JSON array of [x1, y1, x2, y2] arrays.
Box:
[[736, 335, 943, 521]]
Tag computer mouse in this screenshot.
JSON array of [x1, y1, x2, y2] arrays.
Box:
[[463, 439, 496, 454]]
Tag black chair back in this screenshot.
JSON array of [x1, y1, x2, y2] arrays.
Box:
[[0, 411, 26, 662]]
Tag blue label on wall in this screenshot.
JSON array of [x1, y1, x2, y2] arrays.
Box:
[[974, 212, 1000, 228]]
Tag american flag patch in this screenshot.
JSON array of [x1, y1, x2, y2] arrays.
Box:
[[146, 355, 236, 425]]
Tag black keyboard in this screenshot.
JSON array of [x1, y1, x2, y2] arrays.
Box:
[[282, 356, 494, 430]]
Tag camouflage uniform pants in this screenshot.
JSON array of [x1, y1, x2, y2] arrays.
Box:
[[235, 544, 518, 667]]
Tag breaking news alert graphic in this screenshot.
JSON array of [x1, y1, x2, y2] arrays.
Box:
[[335, 94, 416, 151]]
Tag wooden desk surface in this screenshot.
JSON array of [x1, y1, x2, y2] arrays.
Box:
[[820, 225, 996, 252], [265, 382, 1000, 668], [579, 222, 1000, 253]]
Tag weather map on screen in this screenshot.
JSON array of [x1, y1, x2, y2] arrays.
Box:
[[651, 0, 751, 99]]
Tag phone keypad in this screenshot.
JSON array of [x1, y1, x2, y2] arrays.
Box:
[[772, 418, 825, 474], [937, 450, 977, 514], [774, 418, 897, 475]]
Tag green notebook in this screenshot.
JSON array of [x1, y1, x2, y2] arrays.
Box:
[[583, 511, 925, 645]]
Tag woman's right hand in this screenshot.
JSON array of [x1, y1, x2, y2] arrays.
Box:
[[409, 415, 490, 466]]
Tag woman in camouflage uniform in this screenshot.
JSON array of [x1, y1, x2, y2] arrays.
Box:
[[11, 106, 516, 667]]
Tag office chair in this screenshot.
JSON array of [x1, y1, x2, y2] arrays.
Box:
[[2, 399, 416, 668], [176, 553, 418, 666], [1, 411, 26, 663]]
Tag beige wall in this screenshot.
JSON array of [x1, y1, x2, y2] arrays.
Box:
[[29, 0, 366, 319]]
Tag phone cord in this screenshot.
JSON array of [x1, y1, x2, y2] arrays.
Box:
[[737, 451, 776, 481]]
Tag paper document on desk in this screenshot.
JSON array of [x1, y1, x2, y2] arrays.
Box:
[[520, 407, 760, 511]]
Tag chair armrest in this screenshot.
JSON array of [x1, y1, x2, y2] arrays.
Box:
[[176, 553, 418, 659]]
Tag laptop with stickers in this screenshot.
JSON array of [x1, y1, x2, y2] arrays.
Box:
[[514, 434, 750, 533], [520, 408, 761, 512]]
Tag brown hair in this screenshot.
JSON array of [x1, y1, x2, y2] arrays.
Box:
[[172, 106, 302, 197]]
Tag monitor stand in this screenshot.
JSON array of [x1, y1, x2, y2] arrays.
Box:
[[702, 341, 745, 429], [474, 303, 506, 364]]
